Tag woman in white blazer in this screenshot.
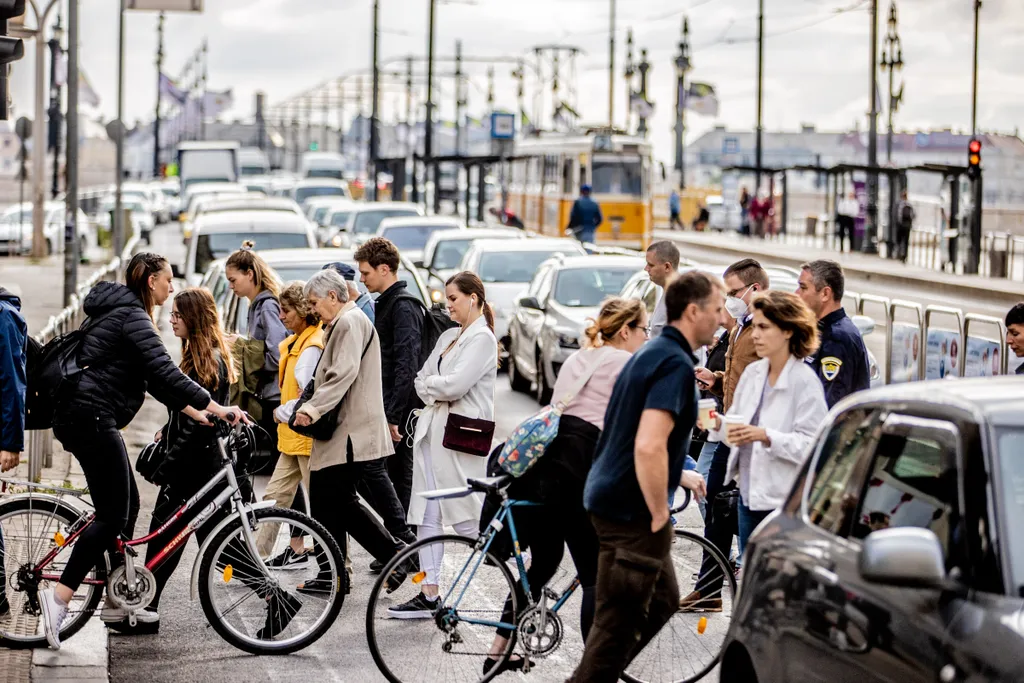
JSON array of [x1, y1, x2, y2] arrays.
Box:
[[387, 271, 498, 619], [699, 291, 828, 556]]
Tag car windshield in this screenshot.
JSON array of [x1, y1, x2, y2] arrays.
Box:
[[269, 265, 424, 304], [194, 231, 309, 275], [295, 186, 346, 204], [381, 225, 446, 252], [554, 267, 637, 307], [307, 168, 344, 180], [313, 206, 331, 224], [478, 250, 567, 283], [353, 209, 419, 235], [431, 238, 474, 270], [997, 427, 1024, 591], [330, 211, 352, 227]]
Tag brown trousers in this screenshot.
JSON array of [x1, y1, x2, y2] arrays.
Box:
[[568, 514, 679, 683]]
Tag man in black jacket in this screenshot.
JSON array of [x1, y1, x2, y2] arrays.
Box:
[[0, 286, 28, 617], [355, 238, 423, 518]]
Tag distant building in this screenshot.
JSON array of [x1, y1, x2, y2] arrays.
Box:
[[686, 124, 1024, 207]]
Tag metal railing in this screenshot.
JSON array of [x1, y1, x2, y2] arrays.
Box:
[[25, 232, 140, 482]]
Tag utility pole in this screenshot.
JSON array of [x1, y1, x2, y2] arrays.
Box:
[[369, 0, 379, 200], [636, 49, 651, 137], [755, 0, 764, 191], [881, 1, 903, 164], [424, 0, 437, 212], [454, 40, 463, 157], [863, 0, 880, 254], [113, 0, 125, 256], [405, 56, 413, 156], [514, 59, 525, 130], [336, 80, 345, 158], [64, 0, 79, 306], [153, 11, 164, 178], [47, 11, 63, 198], [623, 30, 634, 134], [674, 17, 691, 190], [608, 0, 615, 128], [199, 38, 207, 141], [970, 0, 981, 135]]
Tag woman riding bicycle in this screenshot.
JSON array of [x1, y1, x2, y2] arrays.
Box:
[[40, 253, 241, 650], [484, 297, 650, 675]]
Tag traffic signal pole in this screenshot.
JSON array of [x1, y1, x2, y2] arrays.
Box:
[[64, 0, 78, 305]]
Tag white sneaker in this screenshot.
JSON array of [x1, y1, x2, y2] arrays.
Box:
[[39, 588, 69, 650], [101, 597, 159, 624]]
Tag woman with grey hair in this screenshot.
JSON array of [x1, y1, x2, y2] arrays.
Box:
[[290, 269, 412, 593]]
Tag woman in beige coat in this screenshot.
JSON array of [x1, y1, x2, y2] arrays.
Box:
[[293, 269, 410, 593], [387, 271, 498, 618]]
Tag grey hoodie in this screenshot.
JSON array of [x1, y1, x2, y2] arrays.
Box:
[[247, 289, 288, 401]]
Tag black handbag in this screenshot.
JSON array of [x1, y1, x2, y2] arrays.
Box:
[[442, 413, 496, 457], [135, 439, 168, 486], [288, 330, 375, 441]]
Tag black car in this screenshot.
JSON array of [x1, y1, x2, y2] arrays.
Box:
[[721, 377, 1024, 683]]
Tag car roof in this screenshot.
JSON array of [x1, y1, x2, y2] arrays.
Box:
[[841, 377, 1024, 426], [548, 254, 646, 270], [293, 178, 349, 189], [470, 237, 584, 252], [350, 202, 421, 213], [186, 182, 247, 195], [430, 227, 520, 241], [379, 216, 463, 229], [213, 247, 418, 273], [200, 197, 302, 214], [194, 211, 311, 231]]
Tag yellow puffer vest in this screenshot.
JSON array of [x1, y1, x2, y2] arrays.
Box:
[[277, 324, 326, 456]]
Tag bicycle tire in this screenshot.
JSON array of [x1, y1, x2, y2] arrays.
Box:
[[197, 506, 345, 655], [366, 534, 519, 683], [620, 528, 737, 683], [0, 495, 104, 648]]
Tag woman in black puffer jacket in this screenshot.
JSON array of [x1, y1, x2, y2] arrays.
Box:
[[39, 253, 241, 652]]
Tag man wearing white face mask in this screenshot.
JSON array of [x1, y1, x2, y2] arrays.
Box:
[[686, 258, 768, 605]]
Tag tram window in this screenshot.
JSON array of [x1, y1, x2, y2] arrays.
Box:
[[562, 160, 575, 194], [592, 159, 642, 196]]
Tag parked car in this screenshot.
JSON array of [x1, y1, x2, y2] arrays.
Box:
[[204, 247, 430, 335], [375, 216, 464, 266], [507, 254, 644, 403], [721, 377, 1024, 683], [459, 237, 588, 358], [419, 227, 525, 302], [0, 202, 90, 256], [182, 211, 317, 286]]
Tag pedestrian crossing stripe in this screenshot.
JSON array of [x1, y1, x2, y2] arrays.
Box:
[[821, 357, 842, 381]]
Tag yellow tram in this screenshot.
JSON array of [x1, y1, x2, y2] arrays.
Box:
[[507, 130, 655, 249]]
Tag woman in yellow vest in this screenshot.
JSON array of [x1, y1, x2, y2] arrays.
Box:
[[255, 282, 325, 565]]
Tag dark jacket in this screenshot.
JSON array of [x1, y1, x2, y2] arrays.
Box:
[[807, 308, 871, 409], [702, 327, 732, 413], [246, 290, 288, 402], [568, 196, 603, 233], [374, 281, 423, 426], [0, 288, 27, 452], [157, 354, 230, 493], [61, 281, 211, 429]]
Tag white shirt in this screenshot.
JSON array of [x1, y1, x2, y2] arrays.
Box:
[[274, 346, 324, 424]]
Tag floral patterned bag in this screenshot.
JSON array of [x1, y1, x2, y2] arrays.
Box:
[[498, 352, 603, 477]]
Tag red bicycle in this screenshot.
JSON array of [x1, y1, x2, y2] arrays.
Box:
[[0, 418, 346, 654]]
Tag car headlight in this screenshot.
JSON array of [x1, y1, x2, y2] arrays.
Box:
[[330, 234, 343, 247], [556, 330, 580, 349], [431, 289, 444, 303]]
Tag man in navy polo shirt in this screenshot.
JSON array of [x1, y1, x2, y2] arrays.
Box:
[[570, 271, 720, 683]]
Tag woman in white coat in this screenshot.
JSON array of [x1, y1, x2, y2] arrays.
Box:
[[697, 291, 827, 560], [387, 271, 498, 618]]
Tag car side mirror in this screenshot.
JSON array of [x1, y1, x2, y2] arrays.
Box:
[[859, 527, 945, 588], [518, 295, 543, 311], [851, 314, 875, 337], [413, 259, 425, 269], [171, 263, 184, 280]]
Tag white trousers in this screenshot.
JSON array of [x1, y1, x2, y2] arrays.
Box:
[[417, 447, 478, 586]]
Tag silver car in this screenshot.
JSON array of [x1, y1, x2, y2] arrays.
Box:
[[507, 254, 644, 403]]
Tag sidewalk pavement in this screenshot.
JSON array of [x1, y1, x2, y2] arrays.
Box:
[[654, 229, 1024, 308]]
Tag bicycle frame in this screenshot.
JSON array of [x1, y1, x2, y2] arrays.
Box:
[[32, 434, 267, 590], [439, 497, 580, 633]]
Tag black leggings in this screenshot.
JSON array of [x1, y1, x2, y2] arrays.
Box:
[[54, 417, 141, 592]]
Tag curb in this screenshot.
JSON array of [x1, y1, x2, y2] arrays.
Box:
[[656, 231, 1023, 308], [30, 618, 108, 681]]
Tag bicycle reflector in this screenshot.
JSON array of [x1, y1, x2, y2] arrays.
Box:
[[697, 616, 707, 634], [223, 564, 233, 583], [967, 138, 982, 179]]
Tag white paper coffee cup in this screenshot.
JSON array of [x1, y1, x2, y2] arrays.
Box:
[[724, 414, 746, 445], [697, 398, 716, 429]]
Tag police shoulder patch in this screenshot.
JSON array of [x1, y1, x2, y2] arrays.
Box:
[[821, 356, 842, 382]]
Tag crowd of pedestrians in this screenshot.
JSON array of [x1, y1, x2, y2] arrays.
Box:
[[2, 227, 1024, 682]]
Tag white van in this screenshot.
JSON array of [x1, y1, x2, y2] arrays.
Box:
[[182, 210, 317, 286], [300, 152, 346, 180]]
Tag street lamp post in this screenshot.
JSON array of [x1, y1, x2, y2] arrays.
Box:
[[636, 49, 650, 137], [754, 0, 764, 192], [863, 0, 881, 254], [153, 11, 164, 178], [623, 30, 634, 134], [880, 1, 903, 164], [369, 0, 379, 201], [673, 17, 690, 190], [47, 12, 62, 199]]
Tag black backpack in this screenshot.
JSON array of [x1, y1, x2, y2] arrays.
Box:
[[388, 292, 459, 366], [24, 314, 108, 430]]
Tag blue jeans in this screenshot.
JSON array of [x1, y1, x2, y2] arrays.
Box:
[[695, 440, 717, 520], [737, 499, 772, 562]]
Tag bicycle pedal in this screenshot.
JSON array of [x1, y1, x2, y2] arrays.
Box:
[[128, 612, 137, 627]]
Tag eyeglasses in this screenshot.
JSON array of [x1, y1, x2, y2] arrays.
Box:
[[169, 311, 181, 321], [727, 284, 755, 299], [630, 322, 652, 338]]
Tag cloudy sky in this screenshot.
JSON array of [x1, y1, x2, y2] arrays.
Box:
[[9, 0, 1024, 164]]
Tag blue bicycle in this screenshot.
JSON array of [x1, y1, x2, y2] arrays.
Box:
[[365, 475, 735, 683]]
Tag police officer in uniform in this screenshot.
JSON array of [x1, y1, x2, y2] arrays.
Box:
[[796, 260, 870, 407]]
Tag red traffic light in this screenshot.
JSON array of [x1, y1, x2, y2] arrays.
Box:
[[969, 139, 981, 154]]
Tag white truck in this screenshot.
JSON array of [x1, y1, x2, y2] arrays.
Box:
[[176, 141, 240, 191]]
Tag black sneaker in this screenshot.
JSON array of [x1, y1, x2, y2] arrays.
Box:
[[296, 572, 335, 596], [266, 547, 310, 571], [369, 558, 384, 574], [386, 593, 440, 620], [256, 590, 302, 640]]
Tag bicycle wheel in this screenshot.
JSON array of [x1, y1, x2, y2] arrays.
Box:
[[197, 506, 345, 655], [621, 529, 737, 683], [366, 535, 519, 683], [0, 495, 104, 648]]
